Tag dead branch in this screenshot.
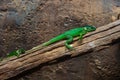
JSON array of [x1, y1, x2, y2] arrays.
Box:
[[0, 20, 120, 80]]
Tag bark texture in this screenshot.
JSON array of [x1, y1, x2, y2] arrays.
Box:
[[0, 20, 120, 80]]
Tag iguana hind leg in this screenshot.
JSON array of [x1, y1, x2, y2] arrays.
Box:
[[65, 35, 73, 49]]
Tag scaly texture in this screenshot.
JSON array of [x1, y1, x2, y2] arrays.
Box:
[[26, 25, 96, 54]]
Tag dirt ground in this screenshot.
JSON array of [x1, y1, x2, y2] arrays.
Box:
[[0, 0, 120, 80]]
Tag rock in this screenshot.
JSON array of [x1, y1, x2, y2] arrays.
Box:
[[0, 0, 120, 80]]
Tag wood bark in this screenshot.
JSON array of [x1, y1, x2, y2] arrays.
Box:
[[0, 20, 120, 80]]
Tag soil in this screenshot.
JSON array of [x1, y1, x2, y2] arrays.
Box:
[[0, 0, 120, 80]]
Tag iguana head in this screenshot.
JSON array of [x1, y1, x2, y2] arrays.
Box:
[[16, 48, 25, 54], [84, 25, 96, 32]]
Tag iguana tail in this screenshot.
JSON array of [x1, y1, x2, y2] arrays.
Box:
[[25, 44, 44, 54], [26, 34, 65, 54], [42, 34, 65, 46]]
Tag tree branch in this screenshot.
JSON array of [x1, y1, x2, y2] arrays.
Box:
[[0, 20, 120, 80]]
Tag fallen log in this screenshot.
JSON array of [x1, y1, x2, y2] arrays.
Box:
[[0, 20, 120, 80]]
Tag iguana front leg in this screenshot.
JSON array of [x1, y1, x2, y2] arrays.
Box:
[[15, 51, 21, 57], [79, 30, 87, 40], [79, 34, 83, 40], [65, 35, 73, 49], [15, 49, 25, 57]]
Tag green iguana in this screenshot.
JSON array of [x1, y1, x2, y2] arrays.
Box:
[[7, 48, 25, 57], [26, 25, 96, 54], [0, 48, 25, 61], [0, 25, 96, 60]]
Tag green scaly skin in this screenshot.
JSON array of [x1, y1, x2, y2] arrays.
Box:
[[0, 25, 96, 60], [7, 48, 25, 57], [0, 48, 25, 61], [26, 25, 96, 54]]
